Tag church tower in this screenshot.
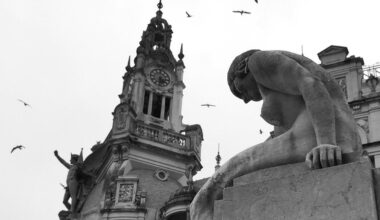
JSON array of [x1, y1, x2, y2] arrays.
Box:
[[62, 2, 203, 220]]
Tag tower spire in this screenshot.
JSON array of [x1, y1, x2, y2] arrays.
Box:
[[125, 56, 132, 72], [215, 143, 221, 171], [178, 43, 184, 60]]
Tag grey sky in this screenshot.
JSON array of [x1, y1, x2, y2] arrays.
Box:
[[1, 0, 379, 219]]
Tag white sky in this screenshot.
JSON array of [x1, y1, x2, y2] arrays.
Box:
[[1, 0, 379, 219]]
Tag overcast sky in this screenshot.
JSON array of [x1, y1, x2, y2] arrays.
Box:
[[1, 0, 380, 219]]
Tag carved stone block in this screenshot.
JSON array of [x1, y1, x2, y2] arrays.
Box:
[[214, 159, 378, 220], [114, 176, 139, 208]]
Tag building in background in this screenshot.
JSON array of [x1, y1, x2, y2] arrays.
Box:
[[318, 45, 380, 166], [56, 2, 380, 218], [58, 2, 203, 220]]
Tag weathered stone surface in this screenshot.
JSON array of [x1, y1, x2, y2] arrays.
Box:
[[215, 159, 378, 220], [190, 49, 362, 220]]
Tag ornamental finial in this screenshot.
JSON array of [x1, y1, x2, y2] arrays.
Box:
[[215, 144, 221, 171], [157, 0, 163, 10], [125, 56, 133, 72], [178, 43, 184, 60]]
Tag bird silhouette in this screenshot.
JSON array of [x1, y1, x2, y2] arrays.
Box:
[[186, 11, 192, 17], [18, 99, 32, 107], [11, 145, 25, 153], [201, 104, 216, 108], [259, 129, 263, 134], [255, 0, 258, 3], [233, 10, 251, 15]]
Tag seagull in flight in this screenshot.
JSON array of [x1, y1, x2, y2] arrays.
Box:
[[233, 10, 251, 15], [18, 99, 32, 107], [186, 11, 192, 18], [11, 145, 25, 153], [201, 104, 216, 108]]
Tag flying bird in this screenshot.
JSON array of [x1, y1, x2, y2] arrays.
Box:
[[233, 10, 251, 15], [18, 99, 31, 107], [255, 0, 258, 3], [201, 104, 216, 108], [186, 11, 192, 17], [11, 145, 25, 153], [259, 129, 263, 134]]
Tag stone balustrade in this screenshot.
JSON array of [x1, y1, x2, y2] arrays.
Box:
[[134, 123, 191, 151]]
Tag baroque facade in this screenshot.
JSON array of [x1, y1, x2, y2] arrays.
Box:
[[59, 3, 203, 220], [317, 45, 380, 166]]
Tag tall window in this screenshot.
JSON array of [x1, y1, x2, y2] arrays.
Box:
[[151, 93, 163, 118], [164, 97, 171, 120], [143, 90, 150, 114], [143, 89, 171, 121]]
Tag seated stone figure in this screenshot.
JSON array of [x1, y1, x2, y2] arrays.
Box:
[[190, 50, 361, 220]]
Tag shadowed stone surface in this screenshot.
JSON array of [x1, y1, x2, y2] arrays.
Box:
[[214, 158, 377, 220]]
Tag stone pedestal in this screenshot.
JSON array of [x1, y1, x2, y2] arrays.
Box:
[[214, 158, 378, 220]]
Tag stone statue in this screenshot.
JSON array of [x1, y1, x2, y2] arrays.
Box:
[[54, 150, 81, 213], [190, 50, 361, 220]]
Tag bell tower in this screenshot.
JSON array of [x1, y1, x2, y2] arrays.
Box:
[[68, 1, 204, 220], [115, 0, 186, 135]]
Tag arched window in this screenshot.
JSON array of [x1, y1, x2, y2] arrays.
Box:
[[143, 89, 171, 121], [167, 212, 187, 220]]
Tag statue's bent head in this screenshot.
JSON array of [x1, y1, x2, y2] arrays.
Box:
[[227, 49, 261, 101]]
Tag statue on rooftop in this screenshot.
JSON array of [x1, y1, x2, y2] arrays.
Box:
[[190, 50, 361, 220], [54, 150, 82, 214]]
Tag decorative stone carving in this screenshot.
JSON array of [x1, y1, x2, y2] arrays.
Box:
[[336, 77, 347, 98], [58, 210, 70, 220], [114, 176, 139, 207], [357, 118, 369, 134], [115, 107, 127, 130], [135, 123, 188, 148], [112, 144, 129, 162], [54, 150, 85, 213], [154, 169, 169, 181], [117, 183, 135, 203], [135, 191, 147, 207], [352, 104, 361, 113], [104, 180, 117, 209], [368, 75, 379, 92]]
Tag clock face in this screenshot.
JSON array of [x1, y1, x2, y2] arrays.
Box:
[[149, 69, 171, 87]]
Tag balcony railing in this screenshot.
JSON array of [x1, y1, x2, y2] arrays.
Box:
[[134, 123, 190, 150]]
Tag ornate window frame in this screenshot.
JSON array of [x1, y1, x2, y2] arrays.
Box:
[[154, 169, 169, 181]]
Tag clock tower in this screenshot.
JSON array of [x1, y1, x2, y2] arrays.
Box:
[[63, 1, 203, 220], [116, 1, 186, 134]]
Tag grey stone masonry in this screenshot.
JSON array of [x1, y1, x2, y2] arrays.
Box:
[[214, 158, 378, 220]]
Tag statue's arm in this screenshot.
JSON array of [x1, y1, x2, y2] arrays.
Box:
[[54, 150, 71, 169], [248, 51, 336, 146]]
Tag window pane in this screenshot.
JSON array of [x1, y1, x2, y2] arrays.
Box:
[[143, 90, 150, 114], [152, 93, 162, 118], [164, 97, 171, 120]]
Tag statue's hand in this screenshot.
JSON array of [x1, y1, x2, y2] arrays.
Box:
[[305, 144, 342, 169]]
